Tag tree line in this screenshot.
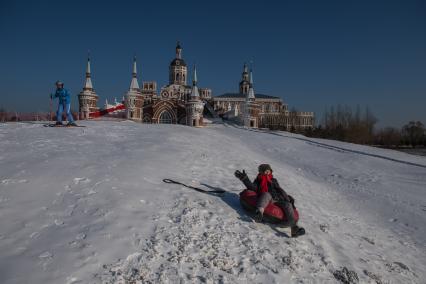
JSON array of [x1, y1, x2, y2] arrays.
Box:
[[0, 107, 79, 122], [300, 105, 425, 148]]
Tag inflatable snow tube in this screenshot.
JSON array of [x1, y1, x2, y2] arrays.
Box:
[[239, 189, 299, 224]]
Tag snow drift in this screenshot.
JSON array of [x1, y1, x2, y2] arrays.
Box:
[[0, 121, 425, 283]]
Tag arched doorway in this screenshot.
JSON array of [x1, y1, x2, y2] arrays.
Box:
[[159, 110, 173, 124]]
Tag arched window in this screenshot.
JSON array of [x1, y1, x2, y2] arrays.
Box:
[[159, 110, 173, 124], [176, 73, 180, 82]]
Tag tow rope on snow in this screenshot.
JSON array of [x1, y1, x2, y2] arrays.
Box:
[[162, 179, 226, 194]]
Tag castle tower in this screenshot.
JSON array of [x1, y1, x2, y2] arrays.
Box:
[[243, 69, 260, 128], [124, 56, 144, 121], [186, 65, 204, 127], [169, 41, 188, 85], [78, 55, 99, 119], [239, 63, 250, 95]]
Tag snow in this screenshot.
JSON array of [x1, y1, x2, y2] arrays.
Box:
[[0, 121, 425, 283]]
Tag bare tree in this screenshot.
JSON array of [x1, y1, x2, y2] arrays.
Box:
[[402, 121, 425, 147], [0, 107, 6, 122], [376, 127, 401, 147], [318, 104, 378, 144]]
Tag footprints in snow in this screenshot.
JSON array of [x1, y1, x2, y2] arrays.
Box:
[[100, 196, 337, 283], [319, 223, 329, 233], [73, 177, 91, 185], [99, 190, 419, 283], [38, 251, 54, 271], [28, 176, 110, 271], [30, 231, 41, 239], [1, 178, 28, 185]]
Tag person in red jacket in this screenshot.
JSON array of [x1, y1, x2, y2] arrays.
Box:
[[235, 164, 305, 237]]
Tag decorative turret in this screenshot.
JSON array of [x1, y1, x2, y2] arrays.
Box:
[[243, 68, 259, 128], [124, 56, 144, 121], [239, 63, 250, 95], [186, 65, 204, 127], [78, 54, 99, 119], [130, 56, 140, 91], [176, 41, 182, 59], [247, 69, 255, 101], [190, 65, 199, 99], [243, 63, 249, 81], [84, 56, 93, 90], [169, 41, 188, 85]]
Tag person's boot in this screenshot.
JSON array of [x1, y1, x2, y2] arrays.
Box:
[[67, 121, 78, 127], [55, 121, 63, 126], [291, 225, 305, 237], [254, 208, 264, 222]]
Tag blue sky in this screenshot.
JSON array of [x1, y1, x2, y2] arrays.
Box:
[[0, 0, 425, 127]]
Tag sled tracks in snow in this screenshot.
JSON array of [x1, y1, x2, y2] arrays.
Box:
[[227, 123, 426, 169], [97, 196, 336, 283], [97, 193, 421, 283]]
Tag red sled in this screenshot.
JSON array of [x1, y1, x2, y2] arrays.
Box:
[[239, 189, 299, 225]]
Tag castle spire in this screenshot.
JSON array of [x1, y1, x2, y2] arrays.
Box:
[[241, 62, 249, 84], [79, 52, 99, 120], [176, 41, 182, 59], [186, 64, 204, 127], [247, 69, 255, 100], [129, 56, 140, 91], [190, 65, 199, 98], [243, 62, 248, 73], [86, 53, 91, 74], [193, 64, 197, 85], [132, 55, 137, 75], [84, 54, 93, 90]]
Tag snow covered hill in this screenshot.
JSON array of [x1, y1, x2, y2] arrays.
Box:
[[0, 121, 425, 283]]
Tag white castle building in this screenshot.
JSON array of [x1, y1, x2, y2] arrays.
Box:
[[213, 64, 315, 130]]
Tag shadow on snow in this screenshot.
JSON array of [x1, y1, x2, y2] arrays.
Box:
[[200, 183, 290, 238]]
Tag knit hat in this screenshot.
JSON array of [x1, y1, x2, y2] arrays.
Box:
[[258, 164, 273, 173]]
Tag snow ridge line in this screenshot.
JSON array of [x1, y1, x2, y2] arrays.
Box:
[[228, 124, 426, 169]]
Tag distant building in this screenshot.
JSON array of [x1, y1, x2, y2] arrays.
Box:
[[78, 42, 213, 126], [212, 64, 314, 130], [77, 45, 313, 130]]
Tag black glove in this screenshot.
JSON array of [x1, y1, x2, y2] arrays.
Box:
[[234, 170, 248, 181], [288, 195, 295, 209]]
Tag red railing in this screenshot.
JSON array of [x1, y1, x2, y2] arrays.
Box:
[[89, 104, 126, 118]]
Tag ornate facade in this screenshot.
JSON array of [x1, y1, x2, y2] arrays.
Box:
[[78, 42, 213, 126], [213, 64, 315, 130]]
